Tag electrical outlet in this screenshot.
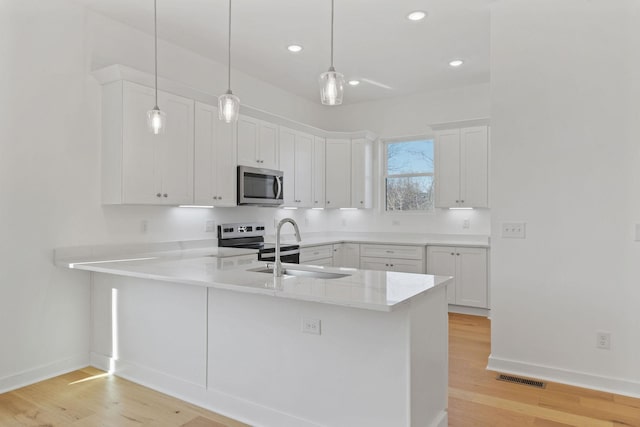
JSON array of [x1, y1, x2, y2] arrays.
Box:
[[302, 318, 321, 335], [596, 331, 611, 350], [501, 222, 526, 238], [141, 220, 148, 233], [463, 219, 470, 229], [205, 220, 215, 233]]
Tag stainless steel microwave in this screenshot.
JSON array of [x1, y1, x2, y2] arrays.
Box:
[[237, 166, 284, 206]]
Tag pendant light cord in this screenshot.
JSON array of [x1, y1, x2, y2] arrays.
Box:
[[227, 0, 232, 91], [154, 0, 158, 107], [330, 0, 334, 68]]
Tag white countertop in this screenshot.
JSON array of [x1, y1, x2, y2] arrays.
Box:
[[58, 254, 451, 312], [271, 231, 490, 248]]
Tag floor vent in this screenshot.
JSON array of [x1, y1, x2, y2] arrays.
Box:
[[496, 374, 546, 389]]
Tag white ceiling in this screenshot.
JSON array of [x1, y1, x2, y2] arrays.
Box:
[[75, 0, 492, 105]]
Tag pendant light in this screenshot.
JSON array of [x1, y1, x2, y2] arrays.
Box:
[[219, 0, 240, 123], [319, 0, 344, 106], [147, 0, 166, 134]]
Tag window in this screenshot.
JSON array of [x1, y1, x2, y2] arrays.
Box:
[[384, 139, 434, 211]]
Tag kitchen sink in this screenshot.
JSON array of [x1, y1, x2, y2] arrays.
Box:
[[249, 266, 350, 279]]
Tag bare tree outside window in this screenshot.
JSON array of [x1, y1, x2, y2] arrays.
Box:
[[384, 140, 434, 211]]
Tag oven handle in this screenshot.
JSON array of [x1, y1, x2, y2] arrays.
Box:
[[275, 176, 282, 200]]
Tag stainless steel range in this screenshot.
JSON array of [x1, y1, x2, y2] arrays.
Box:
[[217, 222, 300, 263]]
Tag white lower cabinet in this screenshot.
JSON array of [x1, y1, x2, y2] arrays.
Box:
[[426, 246, 488, 308], [359, 244, 425, 273], [300, 244, 334, 266], [332, 243, 360, 268]]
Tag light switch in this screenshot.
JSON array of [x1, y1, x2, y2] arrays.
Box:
[[501, 222, 526, 239]]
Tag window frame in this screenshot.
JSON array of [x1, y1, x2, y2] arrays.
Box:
[[380, 135, 436, 214]]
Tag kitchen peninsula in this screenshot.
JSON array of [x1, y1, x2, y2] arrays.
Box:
[[56, 243, 451, 427]]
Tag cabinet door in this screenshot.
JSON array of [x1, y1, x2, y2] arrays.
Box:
[[360, 257, 389, 272], [426, 246, 457, 304], [278, 127, 297, 205], [342, 243, 360, 268], [259, 122, 279, 170], [325, 139, 351, 208], [121, 81, 160, 204], [237, 115, 259, 167], [313, 137, 326, 208], [295, 132, 313, 207], [460, 126, 489, 208], [434, 129, 461, 208], [332, 244, 343, 267], [214, 116, 237, 206], [158, 91, 195, 205], [194, 102, 217, 205], [351, 138, 372, 208], [195, 102, 236, 206], [455, 247, 488, 308]]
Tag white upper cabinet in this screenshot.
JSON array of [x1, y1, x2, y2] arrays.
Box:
[[325, 138, 351, 208], [237, 115, 279, 170], [278, 127, 313, 207], [312, 136, 326, 208], [351, 138, 373, 208], [435, 125, 488, 208], [102, 80, 194, 205], [194, 102, 237, 207]]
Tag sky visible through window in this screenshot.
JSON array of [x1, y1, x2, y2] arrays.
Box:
[[387, 140, 434, 175], [386, 139, 434, 211]]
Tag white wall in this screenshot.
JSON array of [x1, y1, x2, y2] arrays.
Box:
[[488, 0, 640, 396]]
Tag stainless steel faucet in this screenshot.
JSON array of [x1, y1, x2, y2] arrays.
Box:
[[274, 218, 301, 278]]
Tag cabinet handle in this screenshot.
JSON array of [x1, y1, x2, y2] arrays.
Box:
[[163, 193, 168, 198], [386, 250, 394, 254], [461, 200, 464, 203], [219, 196, 222, 200], [450, 252, 455, 256], [213, 196, 217, 200], [327, 201, 331, 204], [390, 264, 394, 267], [314, 201, 318, 204], [385, 264, 389, 267], [455, 200, 460, 203], [456, 253, 460, 256], [156, 193, 162, 198], [360, 201, 363, 204]]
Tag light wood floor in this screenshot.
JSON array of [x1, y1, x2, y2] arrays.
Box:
[[1, 314, 639, 426], [448, 313, 640, 426]]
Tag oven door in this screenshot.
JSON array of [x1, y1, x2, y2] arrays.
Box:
[[238, 166, 284, 206]]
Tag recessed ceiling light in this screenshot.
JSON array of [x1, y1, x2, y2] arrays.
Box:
[[407, 11, 427, 21], [348, 80, 360, 86], [287, 44, 303, 53], [449, 59, 464, 67]]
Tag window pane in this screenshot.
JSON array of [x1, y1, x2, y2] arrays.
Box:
[[386, 140, 434, 175], [386, 176, 434, 211]]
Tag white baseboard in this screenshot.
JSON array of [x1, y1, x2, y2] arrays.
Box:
[[449, 304, 489, 317], [91, 352, 322, 427], [430, 410, 448, 427], [0, 354, 89, 394], [487, 355, 640, 399]]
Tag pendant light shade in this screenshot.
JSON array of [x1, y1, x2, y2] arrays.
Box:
[[147, 107, 166, 134], [147, 0, 165, 134], [319, 67, 345, 106], [219, 90, 240, 123], [319, 0, 344, 106], [219, 0, 240, 123]]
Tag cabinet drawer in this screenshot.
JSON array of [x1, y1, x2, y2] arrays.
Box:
[[300, 245, 334, 263], [359, 244, 424, 260]]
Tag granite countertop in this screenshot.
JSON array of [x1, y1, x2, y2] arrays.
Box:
[[58, 253, 451, 312]]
